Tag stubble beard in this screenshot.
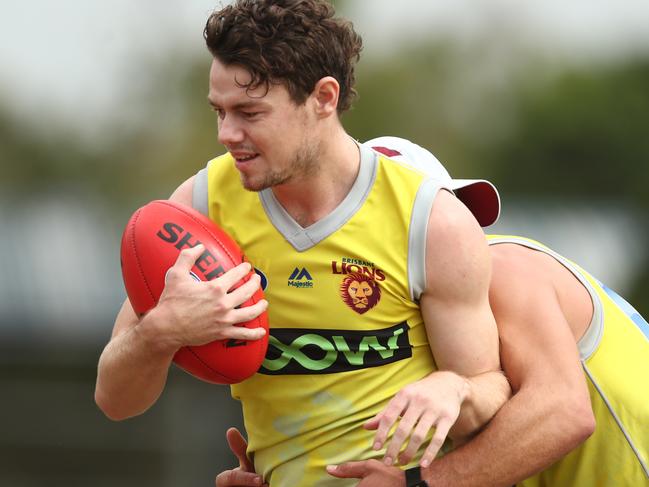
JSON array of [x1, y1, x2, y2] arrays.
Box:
[[241, 138, 321, 192]]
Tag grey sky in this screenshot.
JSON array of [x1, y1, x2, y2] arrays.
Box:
[[351, 0, 649, 60], [2, 0, 649, 136]]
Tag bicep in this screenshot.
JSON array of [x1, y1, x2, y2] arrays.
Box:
[[420, 191, 500, 375], [493, 281, 586, 393]]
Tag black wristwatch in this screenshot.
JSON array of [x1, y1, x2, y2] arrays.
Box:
[[405, 466, 429, 487]]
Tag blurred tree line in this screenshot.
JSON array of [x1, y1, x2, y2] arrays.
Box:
[[1, 41, 647, 313]]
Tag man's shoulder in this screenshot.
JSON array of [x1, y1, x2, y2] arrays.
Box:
[[422, 190, 492, 299], [169, 175, 195, 206], [489, 243, 556, 307], [425, 190, 482, 247]]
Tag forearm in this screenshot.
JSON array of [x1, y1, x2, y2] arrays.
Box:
[[424, 385, 593, 487], [95, 310, 177, 420], [450, 370, 511, 441]]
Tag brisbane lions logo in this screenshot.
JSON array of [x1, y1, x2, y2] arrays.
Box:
[[339, 272, 382, 314]]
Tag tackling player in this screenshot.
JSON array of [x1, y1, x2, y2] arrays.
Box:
[[326, 137, 649, 486]]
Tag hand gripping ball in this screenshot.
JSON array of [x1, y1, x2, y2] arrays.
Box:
[[120, 200, 268, 384]]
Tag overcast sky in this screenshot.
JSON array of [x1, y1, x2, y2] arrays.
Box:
[[2, 0, 649, 135]]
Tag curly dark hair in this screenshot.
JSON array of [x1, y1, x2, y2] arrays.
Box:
[[204, 0, 363, 114]]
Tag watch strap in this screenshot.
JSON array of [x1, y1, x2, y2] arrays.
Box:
[[405, 466, 429, 487]]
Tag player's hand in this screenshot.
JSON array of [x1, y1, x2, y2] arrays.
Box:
[[154, 244, 268, 349], [215, 428, 268, 487], [327, 460, 405, 486], [365, 371, 467, 468]]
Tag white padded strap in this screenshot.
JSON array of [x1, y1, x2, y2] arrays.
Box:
[[408, 180, 447, 302], [192, 167, 209, 216]]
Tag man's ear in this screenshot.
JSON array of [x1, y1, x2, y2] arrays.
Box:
[[311, 76, 340, 117]]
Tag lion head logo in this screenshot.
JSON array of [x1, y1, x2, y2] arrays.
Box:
[[339, 272, 382, 314]]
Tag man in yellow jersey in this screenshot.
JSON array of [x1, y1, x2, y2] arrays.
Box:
[[95, 2, 512, 486], [322, 137, 649, 486]]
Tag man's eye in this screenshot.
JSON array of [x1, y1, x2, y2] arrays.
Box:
[[211, 107, 225, 119], [243, 112, 260, 119]]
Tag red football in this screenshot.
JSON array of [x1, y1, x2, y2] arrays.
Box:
[[120, 199, 268, 384]]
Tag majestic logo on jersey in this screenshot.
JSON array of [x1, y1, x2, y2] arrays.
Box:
[[288, 267, 313, 288], [259, 322, 411, 374], [339, 272, 382, 314]]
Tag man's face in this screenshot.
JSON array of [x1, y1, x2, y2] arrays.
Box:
[[208, 58, 320, 192]]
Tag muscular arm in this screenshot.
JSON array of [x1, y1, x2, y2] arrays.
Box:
[[95, 177, 267, 420], [95, 299, 177, 420], [421, 248, 595, 486], [95, 178, 195, 420], [368, 191, 509, 466], [420, 190, 509, 439]]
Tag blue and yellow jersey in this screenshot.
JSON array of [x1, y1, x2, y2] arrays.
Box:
[[488, 236, 649, 486], [193, 143, 446, 486]]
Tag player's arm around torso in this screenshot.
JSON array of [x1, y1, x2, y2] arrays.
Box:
[[465, 242, 595, 484], [419, 191, 510, 438], [410, 243, 596, 487], [418, 242, 596, 487]]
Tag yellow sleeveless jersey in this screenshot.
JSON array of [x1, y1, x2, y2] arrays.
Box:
[[488, 236, 649, 486], [193, 144, 446, 486]]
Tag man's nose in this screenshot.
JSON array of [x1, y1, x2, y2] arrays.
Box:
[[218, 114, 245, 146]]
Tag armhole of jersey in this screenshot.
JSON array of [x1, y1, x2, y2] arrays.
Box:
[[408, 178, 444, 302], [487, 236, 604, 360], [192, 166, 209, 216]]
